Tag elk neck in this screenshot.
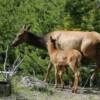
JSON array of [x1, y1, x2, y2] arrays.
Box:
[[26, 32, 47, 50]]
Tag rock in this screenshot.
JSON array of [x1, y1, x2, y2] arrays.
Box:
[[20, 76, 33, 87], [20, 76, 48, 89]]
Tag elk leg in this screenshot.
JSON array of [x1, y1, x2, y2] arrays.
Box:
[[44, 62, 52, 82], [91, 59, 100, 80], [72, 71, 80, 93], [55, 66, 61, 88], [91, 67, 100, 80], [90, 64, 100, 87], [57, 74, 61, 85], [59, 70, 64, 89], [54, 65, 60, 88], [69, 64, 80, 93]]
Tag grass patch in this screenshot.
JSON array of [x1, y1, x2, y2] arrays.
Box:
[[31, 85, 54, 95]]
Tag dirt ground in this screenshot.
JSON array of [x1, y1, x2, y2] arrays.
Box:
[[0, 87, 100, 100]]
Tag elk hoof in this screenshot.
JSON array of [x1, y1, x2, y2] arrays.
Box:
[[60, 84, 64, 90], [72, 88, 77, 93], [43, 79, 47, 83], [54, 84, 58, 88]]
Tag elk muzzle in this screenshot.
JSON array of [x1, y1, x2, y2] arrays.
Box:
[[11, 37, 20, 47]]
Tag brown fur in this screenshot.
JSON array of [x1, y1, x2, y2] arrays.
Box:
[[45, 31, 100, 83], [48, 36, 82, 92], [12, 25, 100, 92]]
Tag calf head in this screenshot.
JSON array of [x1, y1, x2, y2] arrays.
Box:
[[50, 33, 62, 49], [11, 25, 31, 47]]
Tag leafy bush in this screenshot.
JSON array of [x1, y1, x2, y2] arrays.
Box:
[[0, 0, 100, 84]]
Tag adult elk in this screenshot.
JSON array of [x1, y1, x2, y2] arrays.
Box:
[[12, 25, 100, 90], [48, 36, 82, 92]]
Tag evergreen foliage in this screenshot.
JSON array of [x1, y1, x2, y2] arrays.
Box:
[[0, 0, 100, 82]]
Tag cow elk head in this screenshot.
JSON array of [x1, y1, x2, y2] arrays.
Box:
[[11, 25, 31, 47]]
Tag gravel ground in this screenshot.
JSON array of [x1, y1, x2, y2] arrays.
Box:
[[0, 87, 100, 100]]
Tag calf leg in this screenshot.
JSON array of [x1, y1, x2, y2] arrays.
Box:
[[69, 63, 80, 93], [72, 71, 80, 93], [54, 65, 59, 88], [59, 70, 64, 89]]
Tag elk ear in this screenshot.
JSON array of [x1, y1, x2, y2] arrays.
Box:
[[50, 36, 53, 41], [26, 25, 31, 30], [22, 24, 27, 29], [50, 36, 56, 42]]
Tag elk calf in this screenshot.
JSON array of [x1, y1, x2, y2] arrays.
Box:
[[47, 36, 82, 93]]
